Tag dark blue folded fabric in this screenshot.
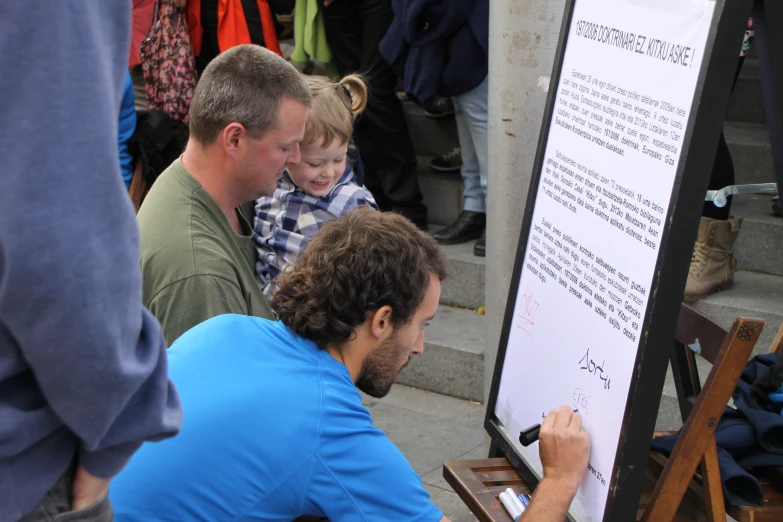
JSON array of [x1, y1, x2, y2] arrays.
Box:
[[739, 353, 782, 408], [650, 432, 766, 506], [649, 354, 783, 506], [769, 385, 783, 416], [732, 354, 783, 455]]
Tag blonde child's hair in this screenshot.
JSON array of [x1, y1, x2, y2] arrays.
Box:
[[303, 74, 368, 148]]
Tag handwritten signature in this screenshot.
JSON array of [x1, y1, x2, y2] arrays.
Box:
[[572, 388, 590, 414], [578, 348, 611, 389], [515, 286, 540, 339]]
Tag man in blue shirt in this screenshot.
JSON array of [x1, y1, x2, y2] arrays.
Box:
[[111, 208, 590, 521]]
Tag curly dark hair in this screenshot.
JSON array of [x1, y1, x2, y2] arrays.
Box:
[[272, 208, 450, 350]]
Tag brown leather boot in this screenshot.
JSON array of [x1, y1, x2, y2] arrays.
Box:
[[684, 216, 743, 302]]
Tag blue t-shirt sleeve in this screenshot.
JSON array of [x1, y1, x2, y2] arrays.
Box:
[[306, 393, 442, 522]]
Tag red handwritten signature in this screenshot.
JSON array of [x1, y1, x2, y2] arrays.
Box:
[[515, 286, 539, 339]]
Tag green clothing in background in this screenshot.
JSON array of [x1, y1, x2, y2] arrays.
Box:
[[291, 0, 332, 65], [138, 158, 274, 346]]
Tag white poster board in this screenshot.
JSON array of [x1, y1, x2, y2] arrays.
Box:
[[493, 0, 716, 520]]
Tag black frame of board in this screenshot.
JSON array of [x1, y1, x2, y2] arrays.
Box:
[[483, 0, 753, 520]]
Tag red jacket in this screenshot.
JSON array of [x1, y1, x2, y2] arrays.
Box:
[[187, 0, 282, 58], [130, 0, 157, 67]]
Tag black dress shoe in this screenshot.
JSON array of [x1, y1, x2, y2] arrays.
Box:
[[473, 231, 486, 257], [425, 97, 456, 118], [429, 147, 462, 173], [431, 210, 486, 245]]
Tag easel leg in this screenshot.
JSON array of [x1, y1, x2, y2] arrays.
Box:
[[488, 439, 502, 459]]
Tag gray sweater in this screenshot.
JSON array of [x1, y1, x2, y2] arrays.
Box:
[[0, 2, 182, 519]]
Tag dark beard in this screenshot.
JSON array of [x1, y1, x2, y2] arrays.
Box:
[[356, 334, 405, 398]]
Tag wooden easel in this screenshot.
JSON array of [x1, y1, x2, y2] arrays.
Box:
[[445, 305, 783, 521]]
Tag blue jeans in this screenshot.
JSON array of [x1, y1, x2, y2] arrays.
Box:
[[453, 75, 489, 214]]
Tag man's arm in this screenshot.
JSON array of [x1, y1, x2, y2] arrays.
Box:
[[0, 0, 181, 504], [148, 275, 251, 345], [522, 406, 591, 521]]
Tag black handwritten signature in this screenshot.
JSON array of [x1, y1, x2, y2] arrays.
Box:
[[578, 348, 611, 389]]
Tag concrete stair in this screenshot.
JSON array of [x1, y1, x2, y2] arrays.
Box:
[[733, 196, 783, 277], [434, 232, 485, 310], [419, 162, 463, 227], [725, 121, 776, 185], [401, 56, 781, 405], [726, 59, 765, 124], [397, 305, 485, 402], [403, 102, 459, 158], [693, 271, 783, 353]]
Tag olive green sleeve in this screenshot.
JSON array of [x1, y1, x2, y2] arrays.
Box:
[[147, 275, 250, 346]]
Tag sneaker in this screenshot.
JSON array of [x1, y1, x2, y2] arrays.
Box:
[[430, 148, 462, 173], [425, 97, 455, 118]]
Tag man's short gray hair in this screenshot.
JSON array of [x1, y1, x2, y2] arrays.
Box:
[[189, 44, 312, 145]]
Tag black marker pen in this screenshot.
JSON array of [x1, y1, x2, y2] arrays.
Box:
[[518, 409, 579, 447]]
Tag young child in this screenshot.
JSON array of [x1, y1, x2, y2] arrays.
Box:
[[254, 75, 378, 295]]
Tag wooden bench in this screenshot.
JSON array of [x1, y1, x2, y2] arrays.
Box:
[[444, 305, 783, 521]]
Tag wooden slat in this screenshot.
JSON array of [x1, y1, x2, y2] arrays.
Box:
[[444, 461, 515, 522], [699, 441, 725, 522], [475, 470, 526, 483]]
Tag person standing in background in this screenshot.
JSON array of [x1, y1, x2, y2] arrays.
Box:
[[318, 0, 428, 229], [0, 3, 182, 521], [379, 0, 489, 253], [684, 18, 754, 301]]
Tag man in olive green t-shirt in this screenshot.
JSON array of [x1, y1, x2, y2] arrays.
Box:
[[138, 45, 311, 345]]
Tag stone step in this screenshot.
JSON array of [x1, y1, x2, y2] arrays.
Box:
[[403, 101, 459, 158], [438, 238, 486, 310], [419, 158, 463, 226], [732, 195, 783, 277], [692, 271, 783, 355], [397, 305, 485, 402], [727, 59, 765, 124], [724, 121, 775, 185]]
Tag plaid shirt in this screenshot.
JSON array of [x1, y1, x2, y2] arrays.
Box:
[[254, 165, 378, 295]]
